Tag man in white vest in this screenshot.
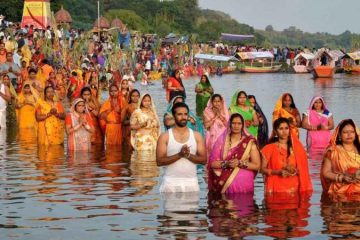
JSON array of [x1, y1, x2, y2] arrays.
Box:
[[0, 76, 11, 129], [156, 102, 206, 192]]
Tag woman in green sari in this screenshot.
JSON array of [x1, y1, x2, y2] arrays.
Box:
[[229, 90, 259, 138], [195, 74, 213, 118]]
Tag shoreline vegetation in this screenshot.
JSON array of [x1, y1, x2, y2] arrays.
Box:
[[2, 0, 360, 51]]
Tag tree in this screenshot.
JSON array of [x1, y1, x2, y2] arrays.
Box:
[[265, 25, 274, 32], [105, 9, 150, 32]]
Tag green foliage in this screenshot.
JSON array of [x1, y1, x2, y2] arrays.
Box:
[[105, 9, 150, 32]]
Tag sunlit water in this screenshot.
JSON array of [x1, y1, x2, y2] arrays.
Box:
[[1, 73, 360, 239]]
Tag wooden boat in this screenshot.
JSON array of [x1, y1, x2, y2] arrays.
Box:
[[312, 48, 343, 78], [293, 53, 314, 73], [194, 53, 239, 75], [342, 51, 360, 74], [239, 64, 282, 73], [237, 51, 282, 73]]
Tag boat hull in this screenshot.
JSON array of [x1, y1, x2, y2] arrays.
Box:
[[240, 65, 282, 73], [313, 66, 335, 78], [293, 65, 310, 73]]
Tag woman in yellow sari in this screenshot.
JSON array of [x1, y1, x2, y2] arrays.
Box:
[[35, 86, 66, 145], [321, 119, 360, 201], [16, 81, 39, 129], [273, 93, 301, 138], [130, 94, 160, 152], [99, 84, 126, 145]]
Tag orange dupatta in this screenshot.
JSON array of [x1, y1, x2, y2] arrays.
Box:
[[321, 120, 360, 197], [272, 93, 300, 138]]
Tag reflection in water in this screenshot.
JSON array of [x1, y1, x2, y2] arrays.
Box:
[[158, 191, 208, 237], [264, 192, 312, 239], [36, 145, 65, 194], [314, 77, 335, 89], [130, 151, 159, 196], [321, 193, 360, 237], [208, 193, 259, 238]]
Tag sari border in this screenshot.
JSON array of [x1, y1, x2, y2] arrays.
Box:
[[221, 139, 254, 194]]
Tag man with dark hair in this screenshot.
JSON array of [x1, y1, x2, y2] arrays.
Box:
[[157, 102, 206, 192]]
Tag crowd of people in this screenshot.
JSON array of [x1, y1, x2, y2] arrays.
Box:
[[0, 19, 359, 206], [158, 79, 360, 202]]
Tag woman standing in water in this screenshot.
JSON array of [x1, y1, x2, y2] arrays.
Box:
[[204, 94, 229, 157], [35, 86, 66, 145], [229, 90, 259, 138], [130, 94, 160, 151], [81, 87, 103, 145], [208, 113, 261, 194], [248, 95, 269, 148], [99, 84, 126, 145], [273, 93, 301, 138], [261, 117, 313, 194], [65, 98, 94, 151], [195, 74, 213, 118], [321, 119, 360, 199], [302, 96, 334, 149]]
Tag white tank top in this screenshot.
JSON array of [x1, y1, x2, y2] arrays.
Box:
[[164, 128, 197, 179], [0, 84, 7, 110]]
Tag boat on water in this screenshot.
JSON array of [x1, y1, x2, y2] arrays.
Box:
[[293, 53, 314, 73], [237, 51, 282, 73], [312, 49, 344, 78], [342, 51, 360, 74], [194, 53, 239, 75]]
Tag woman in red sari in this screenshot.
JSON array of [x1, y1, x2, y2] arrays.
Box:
[[321, 119, 360, 201], [166, 69, 186, 102], [261, 117, 313, 194], [208, 113, 261, 194]]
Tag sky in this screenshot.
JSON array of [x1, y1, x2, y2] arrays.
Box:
[[198, 0, 359, 35]]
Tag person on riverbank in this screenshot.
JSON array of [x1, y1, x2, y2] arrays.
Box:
[[204, 94, 229, 157], [35, 86, 66, 145], [261, 117, 313, 195], [0, 74, 11, 129], [195, 74, 213, 119], [248, 95, 269, 148], [65, 98, 94, 151], [130, 93, 160, 152], [156, 102, 206, 192], [302, 96, 334, 149], [208, 113, 261, 194], [321, 119, 360, 200], [272, 93, 301, 138], [229, 91, 259, 138]]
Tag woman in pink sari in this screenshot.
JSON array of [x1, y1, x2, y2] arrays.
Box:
[[204, 94, 229, 157], [302, 96, 334, 149], [208, 113, 261, 194]]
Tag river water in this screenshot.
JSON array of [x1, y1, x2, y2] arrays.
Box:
[[1, 73, 360, 239]]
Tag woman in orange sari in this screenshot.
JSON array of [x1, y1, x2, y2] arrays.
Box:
[[16, 81, 39, 129], [272, 93, 301, 138], [35, 86, 66, 145], [321, 119, 360, 201], [81, 87, 103, 145], [261, 117, 313, 195], [99, 84, 126, 145], [65, 98, 94, 151]]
